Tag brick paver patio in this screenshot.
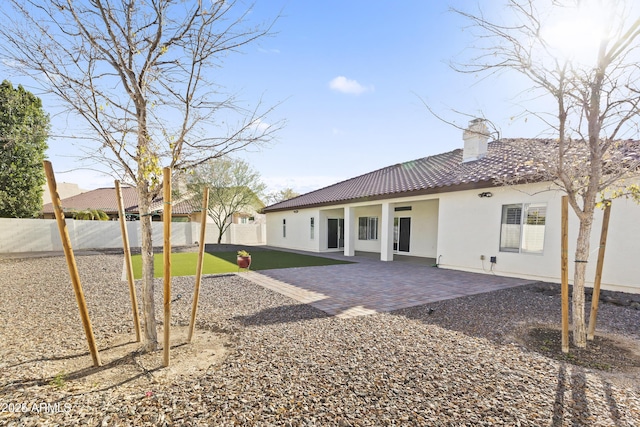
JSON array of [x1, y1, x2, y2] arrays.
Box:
[[240, 250, 532, 318]]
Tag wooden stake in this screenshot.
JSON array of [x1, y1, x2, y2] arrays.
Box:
[[43, 161, 102, 367], [115, 181, 142, 342], [188, 187, 209, 343], [163, 167, 172, 367], [587, 201, 611, 340], [561, 195, 570, 354]]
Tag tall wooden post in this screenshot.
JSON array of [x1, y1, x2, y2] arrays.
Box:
[[163, 167, 172, 367], [115, 181, 141, 342], [188, 187, 209, 343], [43, 161, 102, 367], [561, 196, 570, 354], [587, 201, 611, 340]]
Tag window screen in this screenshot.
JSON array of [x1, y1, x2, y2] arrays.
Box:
[[358, 217, 378, 240], [500, 203, 546, 254]]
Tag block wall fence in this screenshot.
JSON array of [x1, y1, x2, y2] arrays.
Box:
[[0, 218, 265, 253]]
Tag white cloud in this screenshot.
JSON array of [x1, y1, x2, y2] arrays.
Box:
[[249, 118, 270, 133], [258, 48, 281, 54], [328, 76, 373, 95]]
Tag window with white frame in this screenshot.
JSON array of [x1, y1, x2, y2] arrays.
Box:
[[358, 217, 378, 240], [500, 203, 547, 254], [310, 217, 315, 239]]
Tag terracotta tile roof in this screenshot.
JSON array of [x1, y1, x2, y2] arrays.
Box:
[[41, 187, 196, 216], [42, 187, 136, 214], [263, 138, 640, 212], [170, 199, 200, 215]]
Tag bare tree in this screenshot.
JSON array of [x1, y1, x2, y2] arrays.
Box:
[[452, 0, 640, 347], [184, 157, 266, 244], [0, 0, 281, 351]]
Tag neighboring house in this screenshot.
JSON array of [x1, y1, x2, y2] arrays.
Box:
[[231, 210, 266, 225], [189, 189, 267, 225], [42, 182, 86, 205], [263, 120, 640, 294], [41, 187, 196, 221], [232, 194, 266, 224], [42, 186, 265, 225]]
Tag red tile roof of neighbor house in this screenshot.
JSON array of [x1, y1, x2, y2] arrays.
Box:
[[262, 138, 640, 213], [41, 187, 198, 216]]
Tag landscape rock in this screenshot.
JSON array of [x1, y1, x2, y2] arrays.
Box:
[[0, 254, 638, 425]]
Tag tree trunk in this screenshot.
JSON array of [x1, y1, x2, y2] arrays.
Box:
[[217, 222, 234, 244], [138, 183, 158, 351], [572, 216, 594, 348]]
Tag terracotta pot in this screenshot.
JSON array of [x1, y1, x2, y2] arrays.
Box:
[[237, 256, 251, 269]]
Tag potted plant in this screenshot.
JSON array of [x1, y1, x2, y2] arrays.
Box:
[[237, 249, 251, 269]]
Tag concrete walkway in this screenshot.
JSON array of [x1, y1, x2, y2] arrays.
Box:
[[240, 251, 532, 319]]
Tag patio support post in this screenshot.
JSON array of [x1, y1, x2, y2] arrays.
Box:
[[344, 207, 355, 256], [380, 202, 394, 261]]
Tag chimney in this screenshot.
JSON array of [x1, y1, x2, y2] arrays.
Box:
[[462, 118, 490, 162]]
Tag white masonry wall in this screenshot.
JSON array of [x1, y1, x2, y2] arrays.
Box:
[[0, 218, 199, 252], [0, 218, 266, 252]]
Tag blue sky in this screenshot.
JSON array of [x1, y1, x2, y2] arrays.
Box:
[[234, 0, 545, 194], [4, 1, 551, 194]]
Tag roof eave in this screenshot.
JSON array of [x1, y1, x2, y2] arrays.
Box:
[[263, 180, 499, 213]]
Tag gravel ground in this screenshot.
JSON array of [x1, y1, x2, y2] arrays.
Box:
[[0, 254, 639, 426]]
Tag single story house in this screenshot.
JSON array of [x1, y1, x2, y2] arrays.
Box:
[[41, 186, 196, 221], [42, 186, 266, 225], [189, 188, 267, 225], [41, 182, 86, 205], [263, 120, 640, 294]]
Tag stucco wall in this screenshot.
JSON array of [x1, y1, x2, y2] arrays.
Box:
[[266, 208, 320, 251], [436, 183, 640, 293]]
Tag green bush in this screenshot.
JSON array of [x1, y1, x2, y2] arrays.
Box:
[[72, 209, 109, 220]]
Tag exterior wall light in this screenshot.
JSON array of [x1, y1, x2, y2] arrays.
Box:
[[478, 192, 493, 198]]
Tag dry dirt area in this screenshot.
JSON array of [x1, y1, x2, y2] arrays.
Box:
[[515, 283, 640, 388], [517, 325, 640, 384], [37, 326, 230, 395]]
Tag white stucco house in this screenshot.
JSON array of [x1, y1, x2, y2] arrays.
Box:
[[263, 120, 640, 294]]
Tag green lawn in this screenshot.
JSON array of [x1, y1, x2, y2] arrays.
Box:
[[131, 250, 352, 278]]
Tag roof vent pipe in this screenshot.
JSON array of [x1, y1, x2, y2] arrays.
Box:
[[462, 118, 490, 162]]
